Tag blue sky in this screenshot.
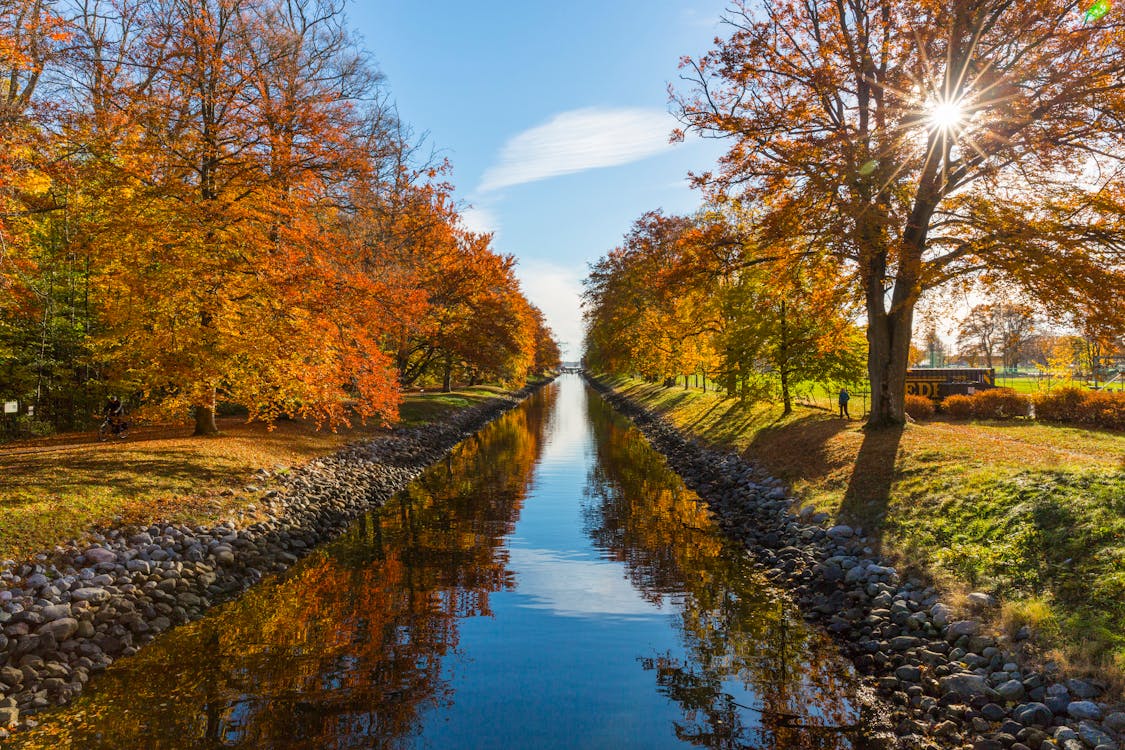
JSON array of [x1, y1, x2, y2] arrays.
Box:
[[351, 1, 729, 359]]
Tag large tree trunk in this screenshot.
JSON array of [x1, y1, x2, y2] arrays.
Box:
[[193, 388, 219, 436], [442, 352, 453, 393], [866, 306, 914, 427], [866, 186, 933, 427]]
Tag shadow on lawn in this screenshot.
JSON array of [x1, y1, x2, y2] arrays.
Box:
[[744, 415, 903, 550], [839, 425, 903, 549], [0, 450, 245, 503]]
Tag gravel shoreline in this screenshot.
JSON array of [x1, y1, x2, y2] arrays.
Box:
[[587, 375, 1124, 750], [0, 381, 549, 739]]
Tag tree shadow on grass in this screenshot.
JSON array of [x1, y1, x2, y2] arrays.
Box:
[[0, 450, 248, 507], [745, 415, 855, 485], [741, 416, 903, 551], [839, 425, 903, 550]]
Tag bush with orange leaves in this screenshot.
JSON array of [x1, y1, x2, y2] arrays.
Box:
[[904, 394, 935, 420]]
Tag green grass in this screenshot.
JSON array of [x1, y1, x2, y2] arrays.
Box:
[[398, 386, 510, 426], [603, 373, 1125, 683], [0, 385, 512, 562], [992, 373, 1125, 394]]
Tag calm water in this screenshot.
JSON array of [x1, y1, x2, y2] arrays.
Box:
[[16, 375, 862, 749]]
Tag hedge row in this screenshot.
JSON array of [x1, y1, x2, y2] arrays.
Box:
[[935, 387, 1124, 430]]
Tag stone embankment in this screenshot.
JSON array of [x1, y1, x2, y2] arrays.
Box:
[[588, 376, 1124, 750], [0, 382, 548, 739]]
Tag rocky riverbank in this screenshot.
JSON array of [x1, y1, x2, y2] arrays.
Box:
[[0, 381, 550, 739], [587, 375, 1124, 750]]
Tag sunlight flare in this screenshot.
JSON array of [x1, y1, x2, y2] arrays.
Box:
[[928, 99, 964, 131]]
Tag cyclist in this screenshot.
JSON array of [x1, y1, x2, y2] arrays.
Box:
[[102, 396, 127, 438]]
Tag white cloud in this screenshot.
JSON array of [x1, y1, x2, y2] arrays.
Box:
[[516, 259, 585, 361], [459, 205, 499, 236], [507, 546, 670, 618], [479, 107, 679, 193]]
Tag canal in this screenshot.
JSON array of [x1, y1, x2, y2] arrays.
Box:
[[14, 374, 862, 748]]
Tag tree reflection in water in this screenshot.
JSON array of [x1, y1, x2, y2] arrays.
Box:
[[583, 392, 860, 750], [13, 391, 553, 750]]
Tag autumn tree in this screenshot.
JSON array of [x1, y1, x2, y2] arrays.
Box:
[[996, 302, 1037, 371], [528, 305, 561, 377], [64, 0, 410, 433], [956, 304, 1000, 367], [676, 0, 1125, 426], [584, 210, 866, 409]]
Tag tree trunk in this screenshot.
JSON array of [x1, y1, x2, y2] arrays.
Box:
[[193, 388, 219, 436], [780, 367, 792, 415], [442, 352, 453, 393]]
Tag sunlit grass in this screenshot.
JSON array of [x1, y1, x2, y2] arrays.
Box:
[[605, 374, 1125, 681]]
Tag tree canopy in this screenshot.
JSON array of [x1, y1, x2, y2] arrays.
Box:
[[0, 0, 559, 436], [674, 0, 1125, 425]]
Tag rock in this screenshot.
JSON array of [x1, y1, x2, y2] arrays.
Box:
[[1104, 712, 1125, 733], [1064, 678, 1102, 700], [1066, 701, 1103, 721], [1077, 721, 1115, 748], [39, 604, 72, 622], [895, 665, 923, 683], [931, 603, 953, 627], [0, 706, 17, 726], [1013, 702, 1053, 726], [24, 572, 49, 589], [37, 618, 78, 642], [996, 679, 1025, 702], [981, 702, 1007, 721], [826, 524, 854, 539], [83, 548, 117, 564], [948, 620, 981, 638], [967, 592, 997, 609], [0, 666, 23, 687], [70, 587, 110, 604], [940, 673, 993, 697]]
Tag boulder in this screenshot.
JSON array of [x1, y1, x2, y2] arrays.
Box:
[[83, 547, 117, 564]]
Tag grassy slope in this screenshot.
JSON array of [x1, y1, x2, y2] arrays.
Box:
[[0, 386, 508, 562], [603, 374, 1125, 678]]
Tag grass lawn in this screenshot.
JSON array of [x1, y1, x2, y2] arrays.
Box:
[[0, 386, 510, 563], [603, 374, 1125, 682]]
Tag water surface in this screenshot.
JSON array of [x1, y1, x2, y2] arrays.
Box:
[[15, 375, 861, 749]]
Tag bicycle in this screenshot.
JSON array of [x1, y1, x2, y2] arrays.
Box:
[[98, 415, 130, 441]]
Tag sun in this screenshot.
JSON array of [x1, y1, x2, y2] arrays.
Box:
[[928, 99, 965, 131]]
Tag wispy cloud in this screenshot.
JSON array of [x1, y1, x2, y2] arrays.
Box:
[[459, 205, 500, 236], [479, 107, 678, 192]]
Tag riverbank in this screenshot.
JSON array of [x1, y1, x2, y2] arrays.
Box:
[[0, 386, 512, 562], [0, 380, 550, 737], [587, 374, 1125, 750], [596, 375, 1125, 683]]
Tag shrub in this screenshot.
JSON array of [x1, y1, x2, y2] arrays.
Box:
[[905, 394, 935, 420], [1078, 390, 1125, 431], [1033, 386, 1087, 423], [943, 394, 974, 419], [1035, 387, 1125, 430], [972, 388, 1031, 420]]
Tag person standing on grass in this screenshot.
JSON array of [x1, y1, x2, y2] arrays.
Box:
[[838, 388, 850, 419]]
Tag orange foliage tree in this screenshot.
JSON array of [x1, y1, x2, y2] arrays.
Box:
[[675, 0, 1125, 426], [584, 210, 865, 408], [1, 0, 555, 434]]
